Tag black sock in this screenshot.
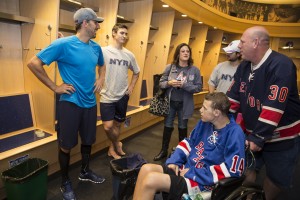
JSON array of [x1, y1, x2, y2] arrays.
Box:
[[81, 144, 91, 173], [59, 148, 70, 184]]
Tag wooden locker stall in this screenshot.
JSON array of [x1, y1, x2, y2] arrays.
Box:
[[118, 0, 153, 107], [21, 0, 59, 133], [218, 32, 241, 63], [167, 19, 193, 65], [0, 0, 59, 198], [277, 37, 300, 91], [0, 0, 33, 95], [189, 25, 208, 71], [142, 11, 175, 99], [95, 0, 119, 47], [201, 29, 223, 90]]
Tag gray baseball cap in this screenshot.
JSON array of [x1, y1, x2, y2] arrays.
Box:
[[74, 8, 104, 24]]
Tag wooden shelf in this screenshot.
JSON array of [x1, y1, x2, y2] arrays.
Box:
[[60, 0, 99, 12], [116, 15, 135, 23], [147, 41, 154, 45], [0, 12, 34, 24], [150, 25, 159, 30], [221, 41, 229, 45], [59, 24, 75, 33], [290, 56, 300, 59]]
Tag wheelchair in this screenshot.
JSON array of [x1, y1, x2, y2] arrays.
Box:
[[183, 149, 266, 200], [210, 176, 265, 200]]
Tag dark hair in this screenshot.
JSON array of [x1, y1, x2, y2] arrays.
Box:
[[75, 19, 95, 32], [112, 24, 128, 36], [172, 43, 193, 66], [75, 22, 82, 32], [204, 92, 230, 115]]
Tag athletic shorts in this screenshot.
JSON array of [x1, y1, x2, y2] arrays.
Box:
[[57, 101, 97, 149], [249, 137, 300, 189], [162, 165, 188, 200], [100, 94, 129, 122]]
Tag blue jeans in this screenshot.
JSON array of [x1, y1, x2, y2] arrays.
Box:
[[164, 101, 188, 129]]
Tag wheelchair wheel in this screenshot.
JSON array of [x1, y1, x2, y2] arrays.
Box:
[[225, 186, 266, 200]]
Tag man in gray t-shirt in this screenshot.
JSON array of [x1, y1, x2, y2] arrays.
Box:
[[100, 24, 140, 159], [208, 40, 241, 94]]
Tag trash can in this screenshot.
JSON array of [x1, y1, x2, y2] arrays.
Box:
[[110, 153, 147, 200], [1, 158, 48, 200]]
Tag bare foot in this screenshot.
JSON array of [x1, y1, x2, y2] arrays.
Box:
[[108, 145, 121, 159], [116, 141, 126, 156]]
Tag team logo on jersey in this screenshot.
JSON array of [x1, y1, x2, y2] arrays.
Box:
[[248, 72, 255, 82], [207, 131, 219, 145], [189, 74, 195, 81]]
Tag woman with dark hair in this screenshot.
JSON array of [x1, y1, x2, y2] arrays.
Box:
[[153, 43, 202, 161]]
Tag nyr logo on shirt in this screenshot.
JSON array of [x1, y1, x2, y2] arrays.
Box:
[[221, 74, 234, 82], [109, 58, 130, 67]]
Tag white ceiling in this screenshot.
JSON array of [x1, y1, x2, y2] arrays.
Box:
[[242, 0, 300, 4]]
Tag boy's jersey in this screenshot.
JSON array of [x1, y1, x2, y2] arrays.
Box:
[[166, 116, 245, 196]]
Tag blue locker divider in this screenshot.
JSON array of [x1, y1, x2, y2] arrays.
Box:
[[0, 94, 33, 135]]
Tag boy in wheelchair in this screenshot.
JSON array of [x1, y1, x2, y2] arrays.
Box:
[[133, 92, 246, 200]]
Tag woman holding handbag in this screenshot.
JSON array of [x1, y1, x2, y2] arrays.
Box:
[[153, 43, 202, 161]]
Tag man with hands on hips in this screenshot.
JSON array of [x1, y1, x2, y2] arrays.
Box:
[[27, 8, 106, 200]]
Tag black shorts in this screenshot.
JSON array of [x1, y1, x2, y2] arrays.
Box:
[[100, 94, 129, 122], [57, 101, 97, 149], [162, 165, 188, 200]]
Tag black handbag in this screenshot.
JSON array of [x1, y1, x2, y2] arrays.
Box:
[[149, 88, 169, 117]]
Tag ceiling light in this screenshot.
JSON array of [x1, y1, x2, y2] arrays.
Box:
[[162, 4, 169, 8], [181, 14, 187, 17], [213, 27, 218, 29], [198, 21, 203, 24]]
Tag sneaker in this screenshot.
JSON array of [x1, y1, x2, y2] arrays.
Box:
[[60, 180, 76, 200], [78, 170, 105, 184]]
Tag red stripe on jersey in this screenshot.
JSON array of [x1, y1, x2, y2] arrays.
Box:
[[236, 113, 246, 132], [188, 179, 199, 188], [229, 100, 240, 113], [213, 165, 225, 180], [178, 141, 189, 152], [277, 121, 300, 137], [260, 107, 283, 125]]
